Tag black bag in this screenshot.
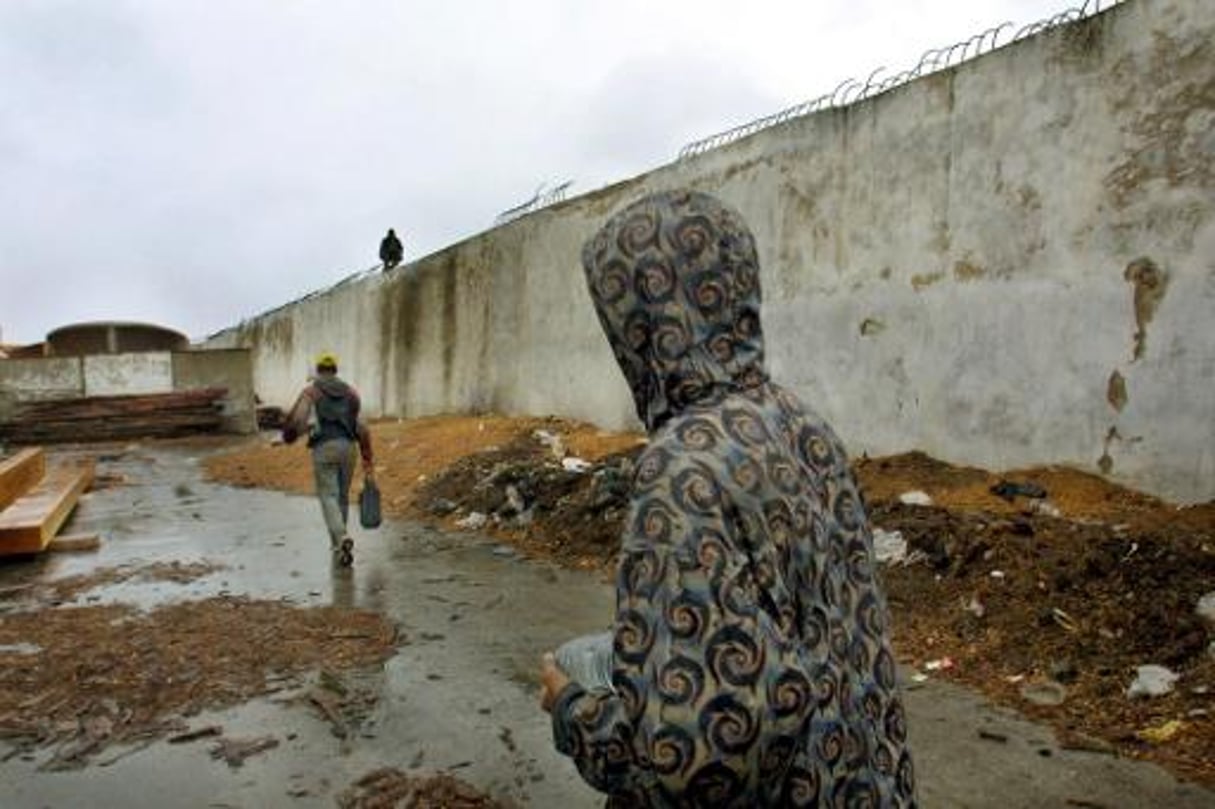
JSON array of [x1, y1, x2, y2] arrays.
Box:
[[359, 480, 382, 529]]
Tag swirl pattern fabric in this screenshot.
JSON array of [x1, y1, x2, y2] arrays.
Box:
[[552, 191, 916, 807]]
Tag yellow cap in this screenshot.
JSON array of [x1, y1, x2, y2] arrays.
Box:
[[314, 351, 338, 369]]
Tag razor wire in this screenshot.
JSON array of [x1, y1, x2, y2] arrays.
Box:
[[494, 180, 574, 225], [678, 0, 1121, 160]]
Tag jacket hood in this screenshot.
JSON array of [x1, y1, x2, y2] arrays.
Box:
[[581, 190, 767, 431], [313, 374, 351, 398]]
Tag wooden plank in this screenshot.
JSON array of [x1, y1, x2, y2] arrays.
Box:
[[0, 447, 45, 512], [0, 461, 95, 555], [46, 532, 101, 553]]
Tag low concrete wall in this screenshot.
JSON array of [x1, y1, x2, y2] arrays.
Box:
[[172, 350, 257, 434], [206, 0, 1215, 502], [83, 353, 174, 397]]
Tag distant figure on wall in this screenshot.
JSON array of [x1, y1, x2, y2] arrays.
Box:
[[380, 228, 404, 271]]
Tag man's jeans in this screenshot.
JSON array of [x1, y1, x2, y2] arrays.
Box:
[[312, 438, 355, 546]]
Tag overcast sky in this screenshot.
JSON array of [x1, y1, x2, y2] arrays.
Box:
[[0, 0, 1075, 345]]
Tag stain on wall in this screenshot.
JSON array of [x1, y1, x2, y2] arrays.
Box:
[[1106, 369, 1128, 412], [1124, 256, 1169, 360]]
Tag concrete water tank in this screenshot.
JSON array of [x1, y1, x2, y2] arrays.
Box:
[[45, 321, 190, 356]]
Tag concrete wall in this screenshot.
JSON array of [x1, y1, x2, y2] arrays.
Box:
[[0, 349, 257, 434], [83, 353, 174, 396], [172, 349, 257, 434], [206, 0, 1215, 503]]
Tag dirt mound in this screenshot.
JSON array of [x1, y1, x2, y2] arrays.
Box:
[[413, 432, 640, 568], [873, 499, 1215, 780]]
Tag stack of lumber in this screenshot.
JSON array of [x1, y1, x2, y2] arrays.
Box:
[[0, 387, 228, 444], [0, 447, 95, 557]]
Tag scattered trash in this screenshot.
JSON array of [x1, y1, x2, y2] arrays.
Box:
[[561, 457, 593, 473], [1196, 591, 1215, 629], [873, 528, 908, 564], [427, 498, 459, 516], [898, 490, 933, 506], [168, 725, 223, 745], [977, 729, 1009, 743], [1050, 607, 1080, 633], [962, 596, 986, 619], [1029, 500, 1062, 518], [990, 480, 1048, 501], [337, 768, 506, 808], [533, 429, 566, 459], [910, 673, 930, 684], [1048, 660, 1079, 684], [209, 735, 280, 768], [491, 545, 517, 558], [1020, 679, 1068, 707], [0, 643, 41, 655], [1135, 719, 1185, 744], [1126, 665, 1180, 699], [455, 512, 488, 530], [989, 570, 1006, 580], [923, 658, 955, 672]]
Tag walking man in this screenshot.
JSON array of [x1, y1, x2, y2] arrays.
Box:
[[379, 228, 404, 271], [282, 352, 375, 566]]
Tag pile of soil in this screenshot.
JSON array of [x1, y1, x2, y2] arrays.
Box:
[[0, 566, 400, 768], [413, 432, 640, 569], [202, 415, 643, 524], [338, 767, 509, 808], [204, 415, 1215, 785]]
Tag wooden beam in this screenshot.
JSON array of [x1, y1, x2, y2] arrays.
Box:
[[0, 460, 94, 556], [0, 447, 45, 512], [46, 532, 101, 553]]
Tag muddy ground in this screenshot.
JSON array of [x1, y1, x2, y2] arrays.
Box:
[[204, 416, 1215, 787], [0, 421, 1211, 807]]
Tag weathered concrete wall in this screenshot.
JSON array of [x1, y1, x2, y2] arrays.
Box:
[[0, 357, 83, 420], [206, 0, 1215, 503], [83, 353, 174, 396], [172, 349, 257, 433]]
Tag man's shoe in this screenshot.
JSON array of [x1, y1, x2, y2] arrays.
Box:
[[338, 537, 354, 567]]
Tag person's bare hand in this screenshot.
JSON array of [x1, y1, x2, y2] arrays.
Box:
[[539, 652, 570, 713]]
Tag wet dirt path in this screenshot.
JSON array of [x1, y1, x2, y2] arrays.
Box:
[[0, 443, 1210, 808]]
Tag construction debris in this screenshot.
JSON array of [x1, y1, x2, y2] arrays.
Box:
[[209, 735, 280, 768], [0, 388, 229, 444], [337, 767, 508, 809], [0, 586, 399, 767]]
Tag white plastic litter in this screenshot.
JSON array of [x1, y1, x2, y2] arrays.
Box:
[[1196, 592, 1215, 629], [533, 430, 566, 459], [873, 528, 908, 564], [1126, 665, 1180, 699], [898, 490, 933, 506], [562, 457, 593, 473], [455, 511, 488, 530]]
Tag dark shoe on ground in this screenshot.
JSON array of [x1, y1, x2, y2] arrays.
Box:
[[338, 536, 354, 567]]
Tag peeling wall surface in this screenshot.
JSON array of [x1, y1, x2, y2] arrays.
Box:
[[206, 0, 1215, 503], [83, 353, 174, 397]]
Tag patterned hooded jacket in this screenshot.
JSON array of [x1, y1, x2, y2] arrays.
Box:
[[551, 190, 916, 807]]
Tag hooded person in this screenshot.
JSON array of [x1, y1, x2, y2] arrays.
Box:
[[539, 190, 916, 807], [282, 352, 375, 566]]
